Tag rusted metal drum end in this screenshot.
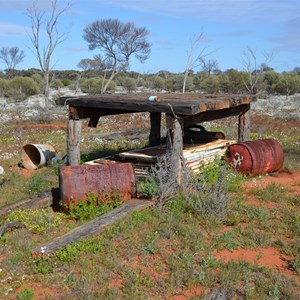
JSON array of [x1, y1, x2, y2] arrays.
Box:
[[60, 163, 136, 206], [226, 139, 284, 175], [21, 144, 56, 170]]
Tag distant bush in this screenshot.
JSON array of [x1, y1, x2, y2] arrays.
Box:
[[7, 76, 39, 101], [51, 79, 64, 90], [31, 74, 44, 92], [0, 78, 8, 96], [272, 73, 300, 96], [123, 77, 137, 92], [200, 76, 220, 93], [80, 78, 116, 94], [61, 78, 72, 86], [150, 75, 165, 91]]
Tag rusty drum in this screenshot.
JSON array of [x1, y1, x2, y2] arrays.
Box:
[[226, 139, 284, 175], [60, 163, 136, 205]]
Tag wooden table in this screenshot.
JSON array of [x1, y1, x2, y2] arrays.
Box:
[[64, 93, 252, 165]]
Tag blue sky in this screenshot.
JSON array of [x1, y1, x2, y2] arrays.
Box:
[[0, 0, 299, 73]]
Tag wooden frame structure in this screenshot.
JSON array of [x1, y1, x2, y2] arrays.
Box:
[[65, 93, 252, 166]]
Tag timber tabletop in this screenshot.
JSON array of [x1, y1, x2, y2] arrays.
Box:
[[65, 93, 252, 116]]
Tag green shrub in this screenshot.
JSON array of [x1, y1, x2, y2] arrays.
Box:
[[61, 78, 72, 86], [0, 78, 8, 96], [182, 159, 234, 220], [31, 73, 44, 92], [68, 190, 124, 221], [139, 177, 159, 198], [7, 76, 39, 101], [50, 78, 63, 90], [150, 76, 165, 91], [200, 76, 220, 93], [3, 208, 65, 234], [80, 78, 116, 94], [123, 77, 137, 92]]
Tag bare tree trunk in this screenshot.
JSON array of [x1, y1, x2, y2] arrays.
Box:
[[182, 69, 189, 94], [44, 72, 50, 112], [101, 70, 118, 94]]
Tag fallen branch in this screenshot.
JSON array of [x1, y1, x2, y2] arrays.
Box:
[[32, 199, 154, 256], [0, 221, 25, 236]]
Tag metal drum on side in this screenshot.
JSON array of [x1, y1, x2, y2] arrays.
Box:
[[226, 139, 284, 175]]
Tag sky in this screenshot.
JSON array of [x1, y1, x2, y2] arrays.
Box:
[[0, 0, 299, 74]]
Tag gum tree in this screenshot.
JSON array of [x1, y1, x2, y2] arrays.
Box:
[[0, 47, 25, 78], [26, 0, 71, 112], [182, 33, 213, 93], [83, 18, 151, 94]]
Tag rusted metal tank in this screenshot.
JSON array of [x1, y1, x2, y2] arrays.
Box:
[[226, 139, 284, 175], [21, 144, 56, 170], [60, 163, 136, 206]]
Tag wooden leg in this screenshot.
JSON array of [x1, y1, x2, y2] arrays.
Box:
[[173, 117, 184, 186], [149, 112, 161, 146], [238, 106, 250, 142], [166, 113, 175, 150], [67, 119, 82, 166]]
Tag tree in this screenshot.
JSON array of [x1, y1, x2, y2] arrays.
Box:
[[199, 58, 219, 77], [77, 55, 107, 71], [273, 73, 300, 98], [182, 33, 212, 93], [26, 0, 71, 112], [241, 46, 273, 95], [0, 47, 25, 78], [83, 18, 151, 94]]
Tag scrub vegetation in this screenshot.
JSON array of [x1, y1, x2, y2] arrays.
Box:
[[0, 91, 300, 299]]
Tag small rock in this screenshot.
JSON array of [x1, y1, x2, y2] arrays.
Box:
[[0, 166, 4, 175]]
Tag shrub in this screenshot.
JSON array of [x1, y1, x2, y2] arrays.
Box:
[[61, 78, 72, 86], [123, 77, 137, 92], [200, 76, 221, 93], [80, 78, 116, 94], [183, 159, 234, 221], [31, 73, 44, 92], [150, 76, 165, 91], [3, 208, 65, 234], [139, 176, 159, 198], [7, 76, 39, 101], [67, 190, 124, 221], [50, 78, 64, 90], [0, 78, 8, 96]]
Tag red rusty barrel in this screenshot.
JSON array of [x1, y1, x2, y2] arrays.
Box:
[[226, 139, 284, 175], [60, 163, 136, 205]]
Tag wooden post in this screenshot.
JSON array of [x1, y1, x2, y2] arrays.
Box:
[[67, 118, 82, 166], [238, 105, 250, 142], [166, 113, 175, 150], [149, 112, 161, 146], [173, 117, 184, 186]]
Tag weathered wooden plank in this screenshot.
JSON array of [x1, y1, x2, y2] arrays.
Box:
[[65, 94, 252, 117], [32, 199, 154, 256], [183, 139, 236, 155], [0, 189, 59, 218], [184, 104, 250, 126]]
